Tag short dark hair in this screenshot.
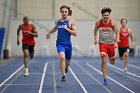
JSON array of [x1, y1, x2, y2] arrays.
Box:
[[60, 5, 72, 16], [101, 7, 111, 15], [120, 18, 127, 24], [23, 16, 29, 20]]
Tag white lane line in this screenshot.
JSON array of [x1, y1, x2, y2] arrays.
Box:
[[0, 65, 24, 88], [38, 62, 48, 93], [52, 60, 57, 93], [129, 64, 140, 70], [3, 84, 40, 86], [108, 63, 140, 79], [109, 66, 140, 83], [86, 63, 135, 93], [0, 68, 24, 93], [76, 63, 112, 93], [69, 67, 88, 93]]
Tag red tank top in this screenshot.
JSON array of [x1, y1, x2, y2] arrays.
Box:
[[118, 27, 129, 48], [21, 24, 35, 45], [98, 19, 114, 44]]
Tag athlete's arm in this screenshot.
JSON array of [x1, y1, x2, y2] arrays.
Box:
[[17, 25, 22, 45], [64, 19, 77, 36], [112, 20, 120, 43], [94, 21, 99, 45], [129, 28, 136, 46], [46, 20, 58, 39], [27, 24, 38, 37], [32, 24, 38, 37]]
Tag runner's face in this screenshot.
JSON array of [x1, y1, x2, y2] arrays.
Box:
[[23, 17, 29, 24], [102, 12, 110, 22], [60, 8, 69, 19], [121, 19, 127, 27]]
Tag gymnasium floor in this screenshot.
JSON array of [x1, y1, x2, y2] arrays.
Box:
[[0, 56, 140, 93]]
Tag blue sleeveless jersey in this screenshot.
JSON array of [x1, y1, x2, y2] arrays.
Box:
[[56, 18, 71, 45]]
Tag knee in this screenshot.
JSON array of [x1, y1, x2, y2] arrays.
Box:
[[110, 58, 115, 64], [124, 52, 129, 57], [29, 53, 34, 59], [60, 56, 65, 61], [24, 55, 28, 58]]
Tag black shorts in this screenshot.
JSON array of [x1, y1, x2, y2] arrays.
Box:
[[118, 46, 129, 57], [22, 44, 35, 54]]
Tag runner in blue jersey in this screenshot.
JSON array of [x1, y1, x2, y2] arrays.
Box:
[[46, 5, 77, 82]]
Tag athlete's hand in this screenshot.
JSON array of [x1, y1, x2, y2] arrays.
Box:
[[63, 25, 68, 31], [46, 33, 50, 39], [94, 38, 98, 45], [132, 42, 136, 47], [26, 30, 32, 34], [17, 40, 20, 46], [114, 42, 118, 48]]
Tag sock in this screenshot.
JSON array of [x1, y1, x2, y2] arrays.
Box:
[[25, 68, 29, 73]]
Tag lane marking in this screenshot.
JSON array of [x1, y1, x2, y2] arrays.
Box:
[[108, 63, 140, 79], [128, 63, 140, 70], [109, 66, 140, 83], [76, 63, 112, 93], [69, 67, 88, 93], [3, 84, 40, 86], [38, 62, 48, 93], [52, 60, 57, 93], [86, 63, 135, 93], [0, 65, 24, 88]]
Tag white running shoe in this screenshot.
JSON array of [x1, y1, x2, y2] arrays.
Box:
[[124, 68, 127, 72]]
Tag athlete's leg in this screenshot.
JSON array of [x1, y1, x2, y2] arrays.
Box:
[[124, 52, 129, 71], [29, 45, 35, 59], [56, 44, 66, 82], [23, 49, 29, 68], [118, 47, 124, 60], [100, 43, 108, 85], [108, 44, 115, 65], [65, 60, 71, 73], [22, 44, 29, 77], [58, 52, 66, 82], [101, 57, 108, 80], [109, 57, 115, 65], [65, 44, 72, 73]]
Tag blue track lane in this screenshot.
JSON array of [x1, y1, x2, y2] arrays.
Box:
[[0, 56, 140, 93]]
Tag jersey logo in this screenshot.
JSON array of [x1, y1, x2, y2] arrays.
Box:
[[58, 24, 67, 28], [121, 33, 129, 37], [101, 27, 111, 32]]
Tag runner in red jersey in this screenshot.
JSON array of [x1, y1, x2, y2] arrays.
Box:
[[17, 16, 38, 77], [94, 7, 119, 85], [118, 19, 135, 71]]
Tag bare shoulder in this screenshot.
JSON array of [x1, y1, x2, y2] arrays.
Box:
[[19, 24, 22, 28], [128, 28, 132, 33], [70, 18, 76, 23], [18, 24, 22, 30], [95, 20, 100, 26], [111, 19, 116, 26], [31, 24, 36, 28]]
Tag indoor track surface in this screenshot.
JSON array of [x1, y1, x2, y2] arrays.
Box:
[[0, 56, 140, 93]]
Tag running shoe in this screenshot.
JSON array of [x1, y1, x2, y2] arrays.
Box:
[[61, 75, 66, 82], [24, 72, 29, 77], [103, 79, 108, 85], [65, 66, 68, 73], [124, 67, 127, 72]]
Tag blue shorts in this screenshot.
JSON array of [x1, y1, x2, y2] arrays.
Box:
[[56, 44, 72, 60]]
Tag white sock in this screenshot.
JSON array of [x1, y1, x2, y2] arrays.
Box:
[[25, 68, 29, 73]]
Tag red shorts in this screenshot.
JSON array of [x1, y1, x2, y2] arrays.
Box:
[[99, 43, 115, 59]]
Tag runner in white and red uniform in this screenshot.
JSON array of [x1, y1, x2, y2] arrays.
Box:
[[94, 7, 119, 85], [118, 19, 135, 71], [17, 16, 38, 77]]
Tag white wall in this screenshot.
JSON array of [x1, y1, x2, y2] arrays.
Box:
[[16, 0, 140, 20], [7, 19, 140, 57]]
